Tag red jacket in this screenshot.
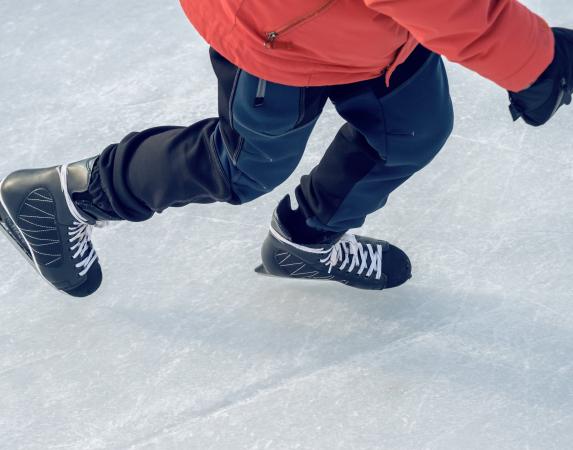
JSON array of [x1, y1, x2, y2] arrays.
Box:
[[180, 0, 554, 91]]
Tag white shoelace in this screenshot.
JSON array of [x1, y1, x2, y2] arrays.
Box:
[[58, 164, 98, 277], [68, 222, 97, 276], [320, 234, 383, 280]]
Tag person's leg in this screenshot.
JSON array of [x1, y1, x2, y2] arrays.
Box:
[[0, 49, 329, 295], [296, 46, 454, 233], [95, 49, 329, 221], [256, 47, 451, 289]]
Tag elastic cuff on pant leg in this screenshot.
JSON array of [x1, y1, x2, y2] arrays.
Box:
[[294, 185, 351, 235], [305, 216, 348, 235], [283, 189, 348, 244], [86, 157, 122, 220]]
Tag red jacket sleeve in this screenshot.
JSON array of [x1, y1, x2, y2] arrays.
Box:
[[363, 0, 555, 91]]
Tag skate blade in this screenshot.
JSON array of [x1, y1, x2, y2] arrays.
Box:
[[254, 264, 272, 277]]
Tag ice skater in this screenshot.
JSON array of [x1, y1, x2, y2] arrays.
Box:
[[0, 0, 571, 296]]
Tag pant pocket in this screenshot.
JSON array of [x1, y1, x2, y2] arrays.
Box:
[[231, 72, 303, 138], [379, 55, 454, 167]]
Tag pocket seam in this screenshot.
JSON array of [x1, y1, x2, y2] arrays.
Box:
[[228, 69, 245, 164], [208, 127, 234, 202], [228, 69, 242, 131]]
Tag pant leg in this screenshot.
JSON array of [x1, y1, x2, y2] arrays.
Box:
[[296, 47, 454, 232], [96, 49, 328, 221]]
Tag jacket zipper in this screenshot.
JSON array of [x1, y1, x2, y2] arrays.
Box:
[[264, 0, 337, 48]]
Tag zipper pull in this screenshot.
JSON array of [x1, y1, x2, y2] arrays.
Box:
[[254, 79, 267, 107], [265, 32, 279, 48]]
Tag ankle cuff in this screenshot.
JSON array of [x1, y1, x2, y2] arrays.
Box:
[[72, 158, 121, 221]]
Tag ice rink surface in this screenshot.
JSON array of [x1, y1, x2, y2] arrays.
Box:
[[1, 1, 572, 449]]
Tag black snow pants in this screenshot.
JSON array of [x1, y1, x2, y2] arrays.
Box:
[[95, 46, 454, 233]]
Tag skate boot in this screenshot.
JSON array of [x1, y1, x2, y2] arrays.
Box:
[[0, 157, 118, 297], [256, 195, 412, 290]]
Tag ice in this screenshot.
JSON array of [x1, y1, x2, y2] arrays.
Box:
[[1, 0, 572, 449]]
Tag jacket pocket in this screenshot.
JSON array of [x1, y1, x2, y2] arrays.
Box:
[[263, 0, 338, 48], [234, 0, 338, 48]]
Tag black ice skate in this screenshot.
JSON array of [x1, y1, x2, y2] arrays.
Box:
[[256, 196, 412, 290], [0, 157, 114, 297]]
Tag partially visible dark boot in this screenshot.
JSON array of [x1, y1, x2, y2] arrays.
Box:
[[0, 157, 119, 297], [257, 195, 412, 290]]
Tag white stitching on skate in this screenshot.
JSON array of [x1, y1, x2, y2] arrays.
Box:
[[18, 218, 56, 230], [19, 218, 56, 230], [297, 271, 319, 277], [289, 263, 306, 275], [19, 214, 56, 221], [30, 190, 53, 201], [23, 203, 54, 218], [45, 256, 62, 266], [31, 249, 61, 257], [28, 198, 54, 203], [17, 234, 58, 242], [19, 226, 57, 233], [28, 241, 59, 248], [280, 262, 304, 267]]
